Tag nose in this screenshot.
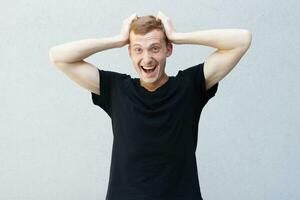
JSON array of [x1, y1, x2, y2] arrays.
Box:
[[142, 51, 154, 66]]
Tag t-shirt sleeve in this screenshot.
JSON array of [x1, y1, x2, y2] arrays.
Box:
[[179, 62, 219, 106], [91, 68, 128, 117]]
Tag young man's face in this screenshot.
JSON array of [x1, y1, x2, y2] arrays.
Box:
[[128, 29, 172, 84]]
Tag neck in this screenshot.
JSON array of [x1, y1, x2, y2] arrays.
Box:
[[140, 73, 169, 92]]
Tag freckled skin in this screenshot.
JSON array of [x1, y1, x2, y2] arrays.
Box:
[[128, 30, 173, 91]]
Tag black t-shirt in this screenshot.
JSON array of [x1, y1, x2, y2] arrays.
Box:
[[91, 62, 219, 200]]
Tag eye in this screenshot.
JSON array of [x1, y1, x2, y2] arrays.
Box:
[[134, 48, 142, 53], [152, 46, 160, 52]]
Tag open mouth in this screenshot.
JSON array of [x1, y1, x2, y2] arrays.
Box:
[[141, 65, 157, 73]]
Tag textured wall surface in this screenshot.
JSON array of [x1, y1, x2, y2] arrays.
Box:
[[1, 0, 299, 199]]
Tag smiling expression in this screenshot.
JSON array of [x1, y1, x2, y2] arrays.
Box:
[[128, 29, 173, 89]]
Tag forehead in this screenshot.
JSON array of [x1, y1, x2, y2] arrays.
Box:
[[130, 30, 165, 47]]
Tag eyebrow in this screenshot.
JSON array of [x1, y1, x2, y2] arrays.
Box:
[[132, 43, 161, 47]]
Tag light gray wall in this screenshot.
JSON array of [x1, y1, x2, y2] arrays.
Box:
[[1, 0, 299, 199]]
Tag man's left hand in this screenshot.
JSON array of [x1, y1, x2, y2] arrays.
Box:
[[156, 11, 177, 43]]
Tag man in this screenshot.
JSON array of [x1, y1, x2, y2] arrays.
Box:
[[49, 11, 252, 200]]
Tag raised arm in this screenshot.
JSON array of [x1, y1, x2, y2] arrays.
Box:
[[157, 11, 252, 90], [49, 13, 137, 95]]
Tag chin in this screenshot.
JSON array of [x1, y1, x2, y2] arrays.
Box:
[[140, 69, 161, 84], [142, 77, 158, 84]]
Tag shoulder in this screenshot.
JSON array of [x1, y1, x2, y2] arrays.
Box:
[[176, 62, 204, 81], [99, 68, 131, 82]]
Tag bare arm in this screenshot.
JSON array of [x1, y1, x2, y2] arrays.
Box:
[[172, 29, 252, 90], [49, 36, 125, 63], [157, 11, 252, 90], [49, 13, 137, 95]]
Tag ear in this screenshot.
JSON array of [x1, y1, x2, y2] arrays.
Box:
[[128, 44, 132, 57], [166, 42, 173, 57]]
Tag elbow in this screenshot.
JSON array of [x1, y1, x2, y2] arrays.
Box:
[[241, 29, 252, 49], [49, 47, 57, 63]]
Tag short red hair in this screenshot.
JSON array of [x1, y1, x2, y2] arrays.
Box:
[[129, 15, 169, 45]]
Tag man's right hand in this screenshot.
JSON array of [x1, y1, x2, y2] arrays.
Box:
[[49, 13, 138, 96], [118, 13, 138, 47]]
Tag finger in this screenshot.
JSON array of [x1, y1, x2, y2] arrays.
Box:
[[158, 11, 163, 18], [157, 11, 168, 22], [125, 13, 137, 25], [128, 13, 136, 21], [131, 13, 137, 20]]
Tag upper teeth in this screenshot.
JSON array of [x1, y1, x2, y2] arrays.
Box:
[[142, 66, 156, 69]]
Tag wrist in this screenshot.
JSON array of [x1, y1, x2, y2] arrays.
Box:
[[170, 32, 185, 44], [112, 35, 128, 48]]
